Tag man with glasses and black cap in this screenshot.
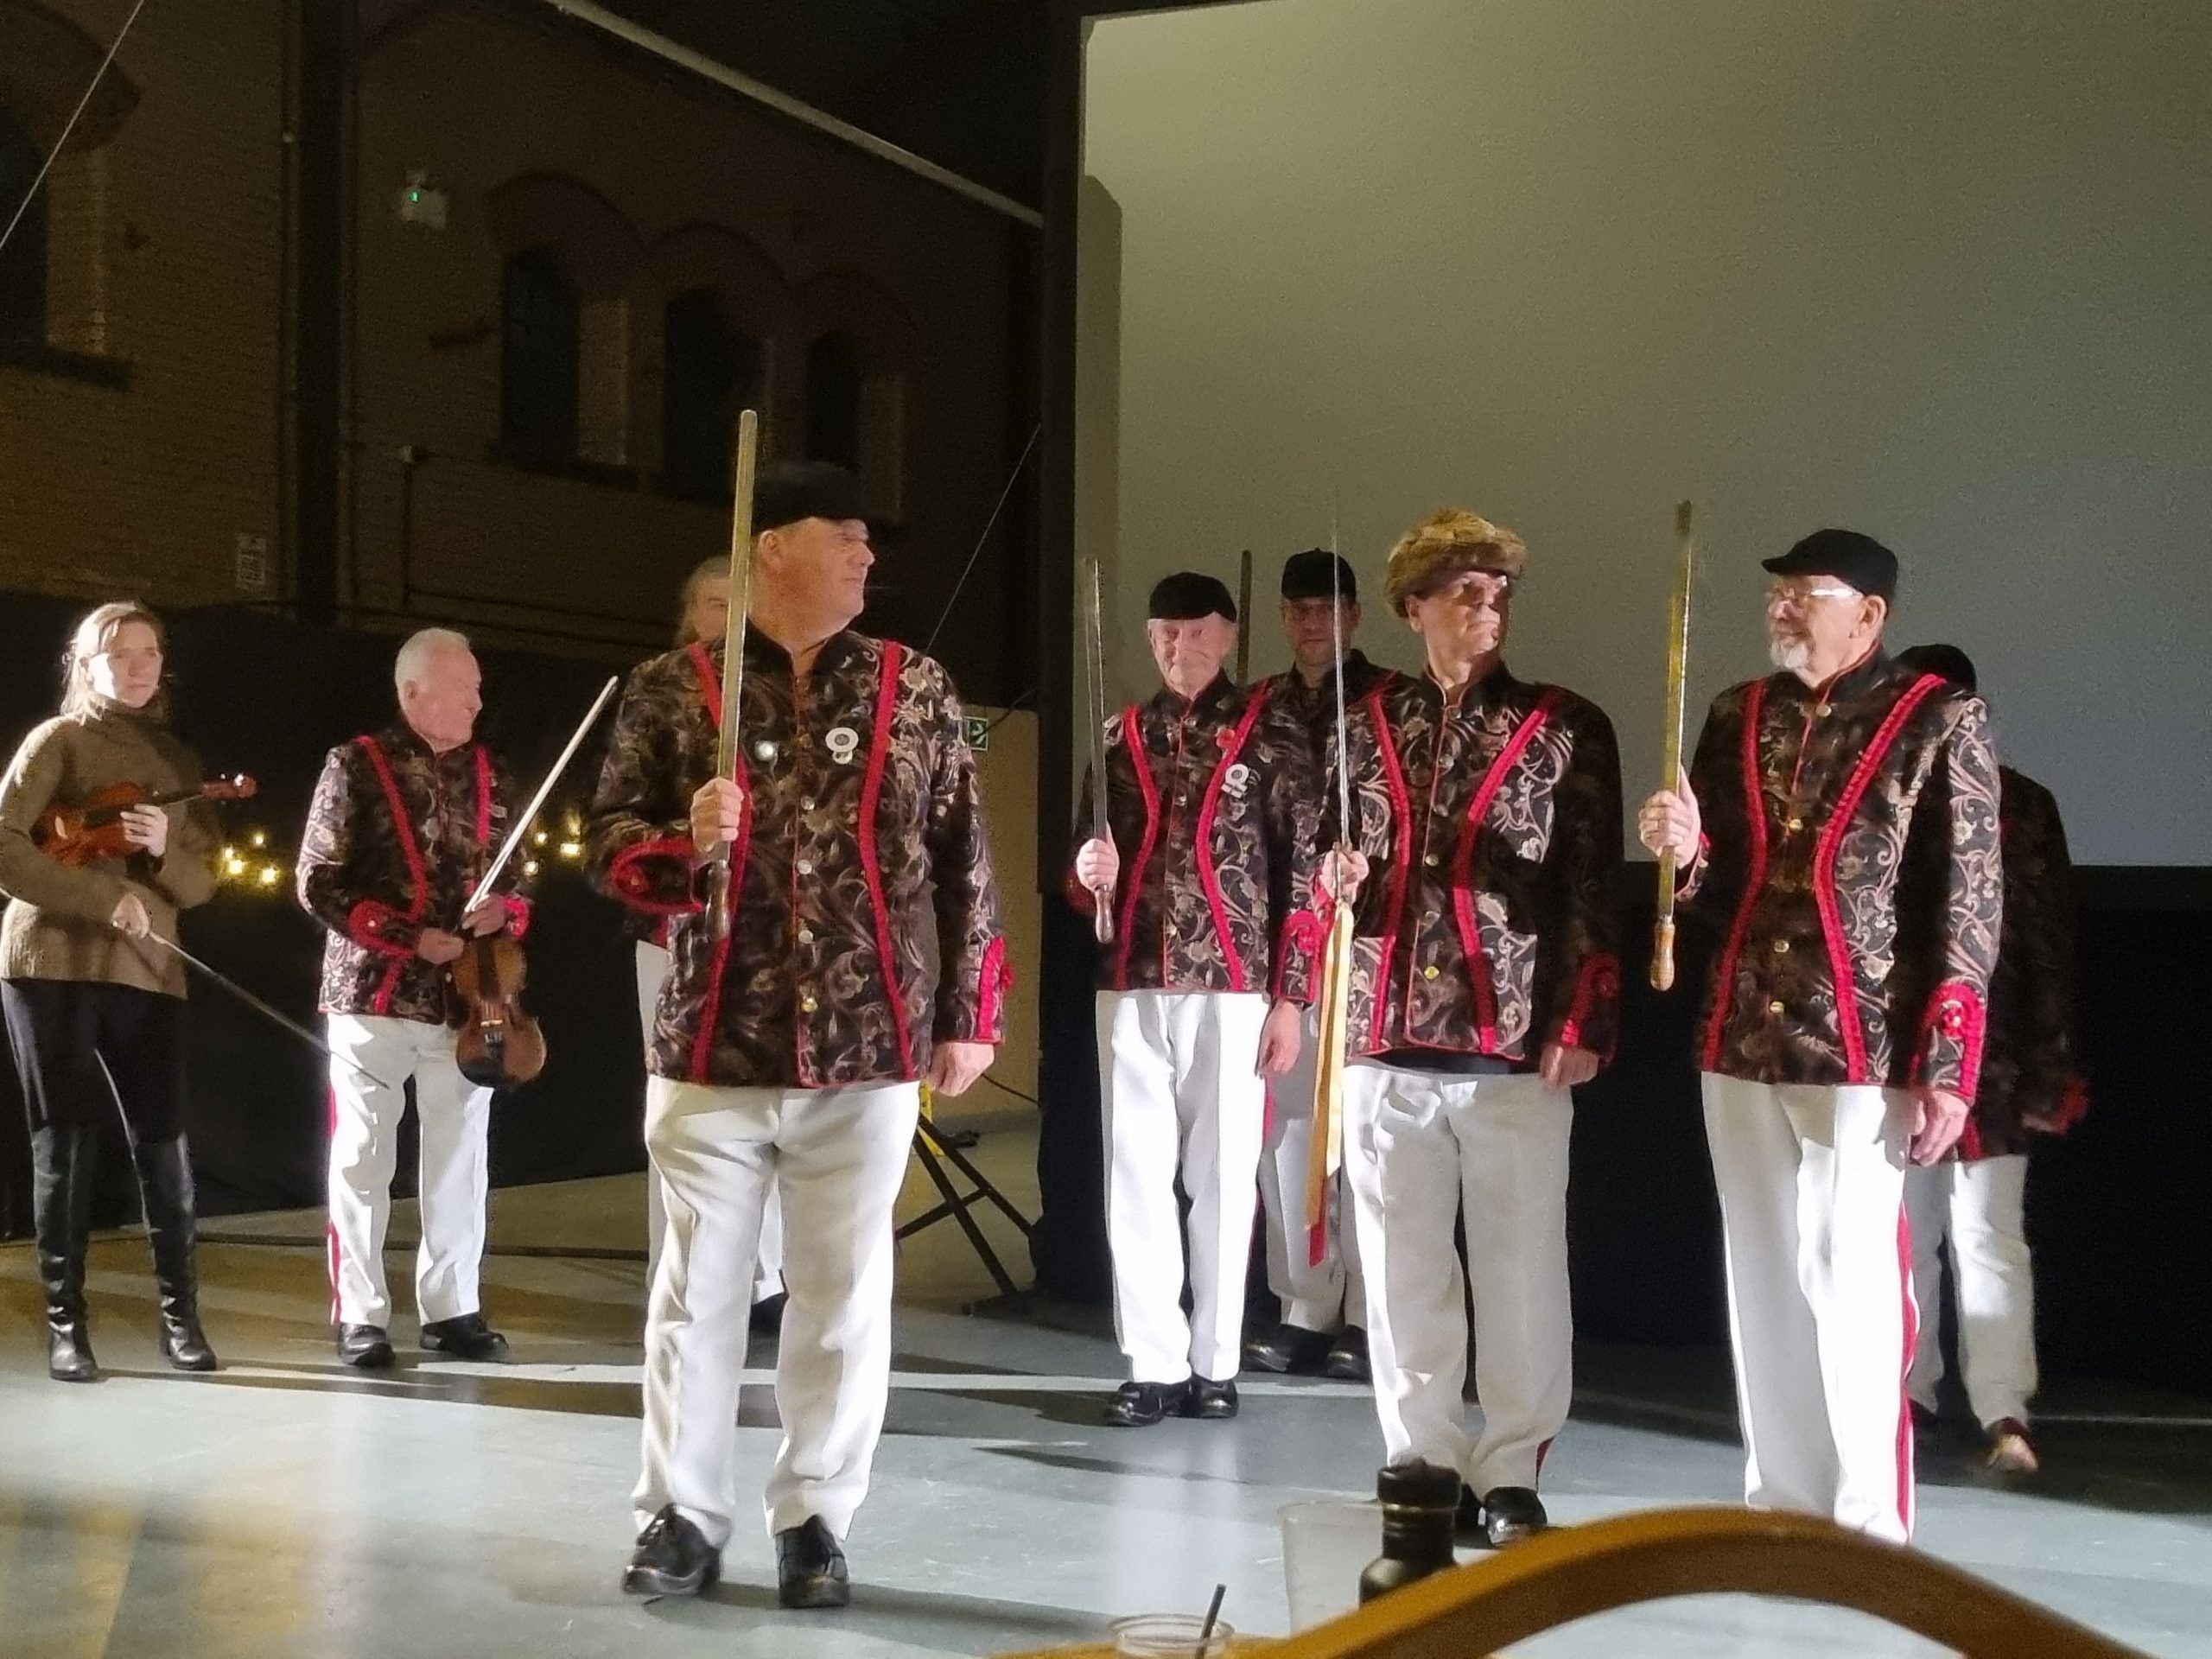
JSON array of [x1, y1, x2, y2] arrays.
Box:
[[589, 461, 1011, 1610], [1894, 642, 2084, 1478], [1246, 548, 1389, 1383], [1320, 509, 1623, 1549], [1069, 570, 1322, 1427], [1637, 530, 2003, 1543]]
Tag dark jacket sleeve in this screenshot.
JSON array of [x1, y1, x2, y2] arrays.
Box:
[[1540, 696, 1624, 1062], [2003, 778, 2085, 1129], [296, 744, 416, 957], [1675, 691, 1741, 914], [1910, 696, 2005, 1100], [586, 663, 702, 918], [921, 664, 1008, 1045]]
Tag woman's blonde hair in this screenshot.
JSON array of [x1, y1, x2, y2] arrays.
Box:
[[60, 601, 169, 721], [677, 556, 728, 645]]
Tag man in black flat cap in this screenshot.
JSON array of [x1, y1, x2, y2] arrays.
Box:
[[1246, 550, 1390, 1382], [1068, 571, 1322, 1426], [1638, 530, 2002, 1541]]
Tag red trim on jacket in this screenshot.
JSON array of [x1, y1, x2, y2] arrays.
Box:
[[1364, 687, 1415, 1051], [1813, 673, 1945, 1081], [1192, 687, 1272, 995], [976, 936, 1010, 1040], [344, 899, 416, 958], [1448, 689, 1560, 1050], [855, 642, 916, 1077], [1555, 951, 1623, 1061], [1700, 681, 1770, 1071], [607, 834, 703, 916], [1109, 705, 1162, 989], [2050, 1075, 2090, 1135], [1894, 1204, 1917, 1540], [1913, 979, 1988, 1103], [686, 640, 721, 730], [1275, 907, 1326, 999], [355, 735, 429, 1017]]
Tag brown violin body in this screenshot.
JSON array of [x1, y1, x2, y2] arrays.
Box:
[[451, 931, 546, 1089], [33, 774, 257, 867]]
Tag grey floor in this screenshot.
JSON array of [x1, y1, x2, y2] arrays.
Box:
[[3, 1118, 2209, 1658]]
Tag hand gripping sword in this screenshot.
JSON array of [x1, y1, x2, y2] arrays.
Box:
[[1652, 500, 1696, 990]]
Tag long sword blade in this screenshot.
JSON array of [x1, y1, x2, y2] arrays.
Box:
[[714, 409, 762, 785], [1081, 557, 1115, 944], [1652, 499, 1696, 990], [1235, 548, 1253, 683], [1329, 517, 1351, 844]]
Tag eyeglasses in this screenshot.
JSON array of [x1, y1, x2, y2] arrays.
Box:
[[1765, 582, 1859, 611], [1427, 572, 1518, 608]]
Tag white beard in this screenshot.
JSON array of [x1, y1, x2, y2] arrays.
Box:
[[1767, 635, 1811, 673]]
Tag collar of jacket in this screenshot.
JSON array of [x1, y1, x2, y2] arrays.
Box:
[[1769, 642, 1895, 708], [738, 627, 866, 681], [1146, 671, 1240, 722], [377, 721, 475, 768], [1408, 658, 1517, 712]]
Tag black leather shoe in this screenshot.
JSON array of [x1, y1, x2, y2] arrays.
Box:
[[420, 1313, 511, 1361], [623, 1503, 720, 1599], [158, 1313, 219, 1372], [336, 1324, 395, 1369], [749, 1290, 789, 1336], [1480, 1485, 1548, 1548], [48, 1320, 99, 1384], [775, 1516, 850, 1609], [1182, 1376, 1239, 1420], [139, 1135, 218, 1372], [1244, 1321, 1333, 1374], [1325, 1326, 1370, 1382], [1103, 1381, 1185, 1427]]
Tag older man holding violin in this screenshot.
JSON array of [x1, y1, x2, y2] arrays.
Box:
[[297, 627, 531, 1370]]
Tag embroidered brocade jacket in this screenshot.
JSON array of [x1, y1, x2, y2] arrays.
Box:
[[1328, 665, 1624, 1065], [1068, 675, 1322, 1002], [1967, 767, 2086, 1158], [1680, 650, 2002, 1098], [1255, 650, 1392, 756], [296, 727, 531, 1025], [586, 632, 1009, 1090]]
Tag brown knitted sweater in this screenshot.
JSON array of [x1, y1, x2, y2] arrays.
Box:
[[0, 701, 220, 997]]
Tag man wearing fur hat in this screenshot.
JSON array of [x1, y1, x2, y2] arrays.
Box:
[[1638, 532, 2002, 1542], [1070, 571, 1322, 1427], [1324, 511, 1622, 1548], [1246, 549, 1389, 1383]]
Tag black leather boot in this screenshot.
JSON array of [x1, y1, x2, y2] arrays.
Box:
[[32, 1125, 99, 1382], [138, 1136, 218, 1372]]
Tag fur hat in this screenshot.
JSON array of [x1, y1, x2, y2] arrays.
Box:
[[1383, 509, 1528, 615]]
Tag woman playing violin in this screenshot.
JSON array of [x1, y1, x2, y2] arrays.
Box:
[[0, 601, 222, 1382]]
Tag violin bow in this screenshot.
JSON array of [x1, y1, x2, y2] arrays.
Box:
[[463, 674, 622, 917], [140, 932, 394, 1091]]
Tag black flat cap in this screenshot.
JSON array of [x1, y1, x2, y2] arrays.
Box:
[[1148, 571, 1237, 622], [1281, 549, 1357, 604], [1763, 528, 1898, 602], [1896, 643, 1978, 693], [754, 461, 871, 534]]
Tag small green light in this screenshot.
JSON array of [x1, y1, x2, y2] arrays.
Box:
[[407, 188, 421, 203]]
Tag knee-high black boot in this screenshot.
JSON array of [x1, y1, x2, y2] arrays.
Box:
[[138, 1136, 218, 1372], [31, 1125, 99, 1382]]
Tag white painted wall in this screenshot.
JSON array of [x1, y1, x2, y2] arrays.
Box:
[[1081, 0, 2212, 863]]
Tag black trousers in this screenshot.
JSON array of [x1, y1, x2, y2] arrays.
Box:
[[2, 978, 188, 1146]]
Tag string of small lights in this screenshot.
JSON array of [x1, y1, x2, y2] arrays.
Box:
[[213, 804, 596, 894]]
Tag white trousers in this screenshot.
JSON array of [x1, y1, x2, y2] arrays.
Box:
[[1904, 1154, 2037, 1428], [325, 1012, 493, 1329], [634, 1076, 919, 1547], [1702, 1073, 1916, 1543], [1343, 1061, 1573, 1493], [1096, 989, 1268, 1384], [1256, 1006, 1366, 1332], [634, 943, 782, 1301]]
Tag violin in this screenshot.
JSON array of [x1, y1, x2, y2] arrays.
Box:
[[33, 775, 257, 867], [451, 894, 546, 1090]]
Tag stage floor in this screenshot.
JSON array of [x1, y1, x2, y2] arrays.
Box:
[[3, 1120, 2209, 1657]]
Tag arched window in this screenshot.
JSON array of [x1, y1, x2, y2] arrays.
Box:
[[0, 105, 46, 346], [499, 248, 579, 467], [804, 330, 862, 472], [662, 288, 765, 503]]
